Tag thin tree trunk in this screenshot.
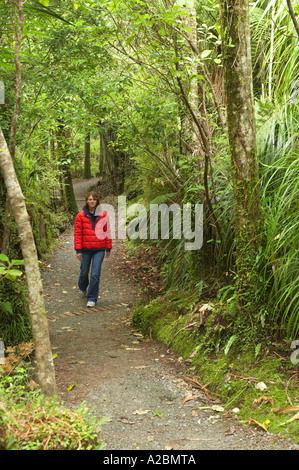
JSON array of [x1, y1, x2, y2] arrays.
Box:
[[9, 0, 23, 161], [185, 0, 200, 151], [2, 0, 24, 254], [286, 0, 299, 39], [83, 131, 92, 179], [220, 0, 263, 299], [99, 133, 105, 175], [57, 123, 78, 217], [0, 127, 57, 398], [1, 198, 11, 255], [269, 0, 275, 98]]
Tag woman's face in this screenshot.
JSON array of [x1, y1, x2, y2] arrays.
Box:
[[86, 195, 97, 212]]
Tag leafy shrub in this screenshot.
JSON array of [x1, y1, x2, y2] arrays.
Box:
[[0, 360, 104, 450], [0, 278, 32, 347]]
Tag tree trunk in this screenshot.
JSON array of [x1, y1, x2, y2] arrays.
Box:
[[100, 130, 117, 193], [219, 0, 263, 301], [99, 133, 105, 175], [185, 0, 201, 152], [57, 123, 78, 217], [83, 131, 92, 179], [0, 127, 57, 398], [286, 0, 299, 40], [1, 0, 24, 255]]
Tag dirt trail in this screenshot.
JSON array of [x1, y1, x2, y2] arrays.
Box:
[[41, 178, 295, 451]]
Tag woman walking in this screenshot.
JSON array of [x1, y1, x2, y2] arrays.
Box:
[[74, 191, 112, 307]]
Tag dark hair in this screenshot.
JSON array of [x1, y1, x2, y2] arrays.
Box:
[[82, 191, 100, 209]]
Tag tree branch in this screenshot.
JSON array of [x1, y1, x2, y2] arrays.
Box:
[[286, 0, 299, 39], [2, 0, 24, 255]]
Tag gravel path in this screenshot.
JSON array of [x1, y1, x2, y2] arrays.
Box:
[[41, 178, 296, 451]]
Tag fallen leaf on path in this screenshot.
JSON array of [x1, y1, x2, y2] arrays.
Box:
[[66, 383, 76, 391], [119, 419, 135, 425], [198, 405, 225, 412], [153, 410, 163, 418], [225, 426, 236, 436], [180, 393, 201, 408], [253, 396, 274, 407], [248, 418, 270, 432], [211, 405, 225, 412], [274, 406, 299, 414], [133, 409, 151, 415], [207, 415, 220, 424], [280, 412, 299, 426]]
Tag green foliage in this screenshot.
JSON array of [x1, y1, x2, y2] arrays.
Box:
[[258, 153, 299, 338], [0, 278, 32, 347], [0, 254, 24, 280]]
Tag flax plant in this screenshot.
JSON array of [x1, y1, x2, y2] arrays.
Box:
[[248, 0, 299, 337], [259, 153, 299, 338]]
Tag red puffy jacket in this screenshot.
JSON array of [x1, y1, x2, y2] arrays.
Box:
[[74, 208, 112, 252]]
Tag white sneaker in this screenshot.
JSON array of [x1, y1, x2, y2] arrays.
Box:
[[87, 301, 96, 307], [79, 290, 86, 297]]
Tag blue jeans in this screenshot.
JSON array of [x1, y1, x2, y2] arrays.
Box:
[[78, 250, 105, 302]]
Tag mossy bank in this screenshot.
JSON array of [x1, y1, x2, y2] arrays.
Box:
[[132, 290, 299, 443]]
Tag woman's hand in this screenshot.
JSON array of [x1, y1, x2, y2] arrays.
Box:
[[76, 253, 82, 261]]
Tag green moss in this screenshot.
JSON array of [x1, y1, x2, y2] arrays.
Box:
[[132, 288, 199, 333], [132, 300, 170, 333]]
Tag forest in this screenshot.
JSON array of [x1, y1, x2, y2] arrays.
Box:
[[0, 0, 298, 451]]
